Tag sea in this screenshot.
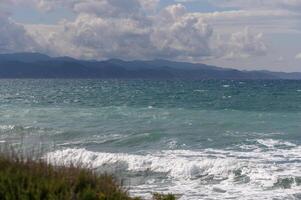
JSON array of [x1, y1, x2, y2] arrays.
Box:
[[0, 79, 301, 200]]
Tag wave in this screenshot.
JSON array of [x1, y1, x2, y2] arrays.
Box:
[[45, 139, 301, 200], [46, 149, 242, 180], [0, 125, 17, 131], [256, 139, 297, 148], [0, 124, 52, 133]]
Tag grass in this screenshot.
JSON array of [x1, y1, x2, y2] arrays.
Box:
[[152, 193, 176, 200], [0, 150, 176, 200]]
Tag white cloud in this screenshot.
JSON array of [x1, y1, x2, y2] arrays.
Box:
[[27, 3, 215, 60], [215, 27, 267, 59], [150, 4, 213, 60], [3, 0, 272, 62], [61, 13, 152, 59], [0, 8, 38, 53], [192, 9, 300, 35], [296, 53, 301, 60]]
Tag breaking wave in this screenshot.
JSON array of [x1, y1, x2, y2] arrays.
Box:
[[45, 139, 301, 200]]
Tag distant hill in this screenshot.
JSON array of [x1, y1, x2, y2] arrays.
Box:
[[0, 52, 51, 62], [0, 52, 300, 79]]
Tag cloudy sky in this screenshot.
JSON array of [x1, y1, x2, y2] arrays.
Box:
[[1, 0, 301, 72]]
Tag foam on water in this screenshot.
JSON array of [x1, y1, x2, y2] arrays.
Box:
[[46, 139, 301, 200], [256, 139, 297, 148], [0, 125, 16, 131]]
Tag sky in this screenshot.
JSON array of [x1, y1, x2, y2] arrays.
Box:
[[1, 0, 301, 72]]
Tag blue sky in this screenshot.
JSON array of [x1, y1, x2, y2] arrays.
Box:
[[1, 0, 301, 72]]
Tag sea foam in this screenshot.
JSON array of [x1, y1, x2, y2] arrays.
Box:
[[45, 139, 301, 200]]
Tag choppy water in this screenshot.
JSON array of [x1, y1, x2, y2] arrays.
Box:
[[1, 79, 301, 199]]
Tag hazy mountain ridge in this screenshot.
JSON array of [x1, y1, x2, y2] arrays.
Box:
[[0, 53, 300, 79]]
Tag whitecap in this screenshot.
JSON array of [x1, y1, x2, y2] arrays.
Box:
[[257, 139, 296, 148], [0, 125, 15, 131], [45, 145, 301, 200]]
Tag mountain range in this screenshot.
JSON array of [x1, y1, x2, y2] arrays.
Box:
[[0, 52, 300, 79]]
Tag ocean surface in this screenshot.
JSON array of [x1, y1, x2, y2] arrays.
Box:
[[1, 79, 301, 199]]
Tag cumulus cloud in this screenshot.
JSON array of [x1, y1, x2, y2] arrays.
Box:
[[150, 4, 213, 60], [60, 13, 152, 59], [2, 0, 271, 62], [28, 3, 215, 60], [215, 27, 267, 59], [0, 7, 38, 53]]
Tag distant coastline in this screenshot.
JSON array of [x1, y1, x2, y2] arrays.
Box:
[[1, 52, 301, 80]]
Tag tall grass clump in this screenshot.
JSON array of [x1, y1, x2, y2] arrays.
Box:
[[0, 147, 139, 200], [0, 147, 176, 200], [152, 193, 176, 200]]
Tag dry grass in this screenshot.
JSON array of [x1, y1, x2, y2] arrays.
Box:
[[0, 147, 176, 200], [152, 193, 176, 200]]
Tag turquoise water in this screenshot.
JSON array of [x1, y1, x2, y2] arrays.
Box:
[[1, 79, 301, 199]]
